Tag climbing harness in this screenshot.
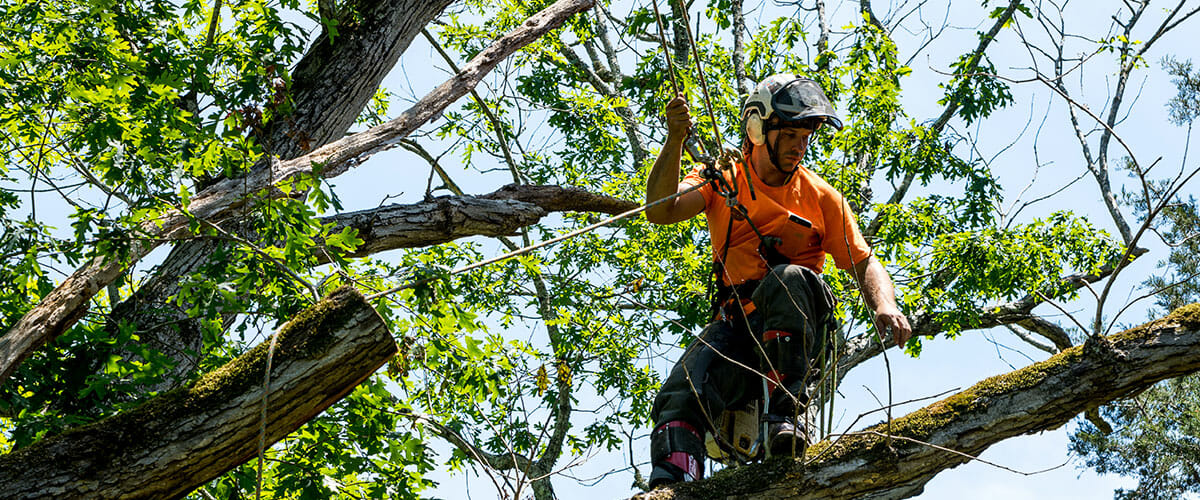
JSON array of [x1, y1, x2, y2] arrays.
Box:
[[645, 1, 889, 463], [645, 0, 827, 464], [647, 0, 772, 307]]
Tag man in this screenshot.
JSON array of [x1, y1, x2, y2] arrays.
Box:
[[644, 74, 913, 487]]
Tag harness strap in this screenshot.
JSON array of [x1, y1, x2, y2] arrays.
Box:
[[712, 279, 759, 318], [701, 158, 782, 316]]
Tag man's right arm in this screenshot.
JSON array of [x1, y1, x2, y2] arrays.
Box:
[[645, 95, 705, 225]]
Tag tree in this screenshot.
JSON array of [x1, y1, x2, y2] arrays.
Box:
[[0, 286, 397, 498], [1, 1, 1198, 500], [1070, 373, 1200, 500], [1068, 55, 1200, 500], [0, 0, 608, 498]]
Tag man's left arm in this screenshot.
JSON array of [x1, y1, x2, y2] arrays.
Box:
[[851, 255, 912, 347]]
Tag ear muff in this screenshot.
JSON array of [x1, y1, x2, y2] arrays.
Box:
[[745, 112, 765, 146]]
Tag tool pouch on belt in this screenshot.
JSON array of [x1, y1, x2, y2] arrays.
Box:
[[750, 264, 838, 380]]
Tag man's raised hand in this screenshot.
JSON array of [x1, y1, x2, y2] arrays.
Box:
[[664, 94, 693, 141]]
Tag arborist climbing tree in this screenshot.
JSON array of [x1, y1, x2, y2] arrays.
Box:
[[642, 73, 913, 486]]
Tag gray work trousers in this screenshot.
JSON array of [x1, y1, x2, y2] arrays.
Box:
[[650, 264, 838, 434]]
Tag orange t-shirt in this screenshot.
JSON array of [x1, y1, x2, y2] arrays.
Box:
[[682, 162, 871, 285]]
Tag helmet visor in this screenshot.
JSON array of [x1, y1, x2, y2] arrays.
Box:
[[770, 79, 843, 130]]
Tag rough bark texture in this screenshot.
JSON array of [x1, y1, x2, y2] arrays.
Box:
[[0, 286, 395, 499], [263, 0, 454, 161], [480, 183, 638, 215], [327, 197, 548, 259], [635, 303, 1200, 500], [0, 0, 594, 387], [99, 0, 454, 389], [324, 184, 637, 260], [39, 183, 630, 404]]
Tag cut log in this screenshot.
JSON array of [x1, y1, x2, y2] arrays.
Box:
[[0, 286, 395, 499], [636, 303, 1200, 500]]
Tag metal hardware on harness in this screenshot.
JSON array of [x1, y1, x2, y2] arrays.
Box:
[[701, 151, 745, 207]]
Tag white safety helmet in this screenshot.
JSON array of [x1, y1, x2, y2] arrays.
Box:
[[742, 74, 843, 146]]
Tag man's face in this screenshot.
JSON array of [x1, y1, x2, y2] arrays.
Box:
[[765, 122, 816, 168]]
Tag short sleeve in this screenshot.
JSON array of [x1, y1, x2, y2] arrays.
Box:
[[819, 189, 871, 270], [681, 164, 715, 209]]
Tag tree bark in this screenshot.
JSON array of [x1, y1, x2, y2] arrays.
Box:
[[636, 303, 1200, 500], [324, 184, 638, 260], [0, 0, 595, 386], [33, 183, 632, 409], [263, 0, 455, 161], [0, 286, 395, 499], [98, 0, 455, 388]]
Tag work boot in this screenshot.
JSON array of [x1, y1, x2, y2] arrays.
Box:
[[649, 456, 701, 488], [767, 420, 808, 458]]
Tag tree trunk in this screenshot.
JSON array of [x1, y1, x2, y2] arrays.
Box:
[[636, 303, 1200, 500], [263, 0, 455, 161], [98, 0, 455, 389], [0, 0, 595, 386], [0, 286, 396, 499]]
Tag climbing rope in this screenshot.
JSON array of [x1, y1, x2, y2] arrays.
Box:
[[640, 0, 902, 469], [650, 0, 681, 97], [673, 0, 724, 155], [367, 0, 751, 304]]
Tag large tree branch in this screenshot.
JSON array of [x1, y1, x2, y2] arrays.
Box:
[[479, 183, 637, 214], [319, 184, 637, 260], [76, 185, 622, 397], [264, 0, 455, 160], [0, 0, 595, 386], [0, 286, 396, 499], [639, 303, 1200, 500], [423, 28, 526, 185], [93, 0, 457, 391], [295, 0, 592, 179]]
